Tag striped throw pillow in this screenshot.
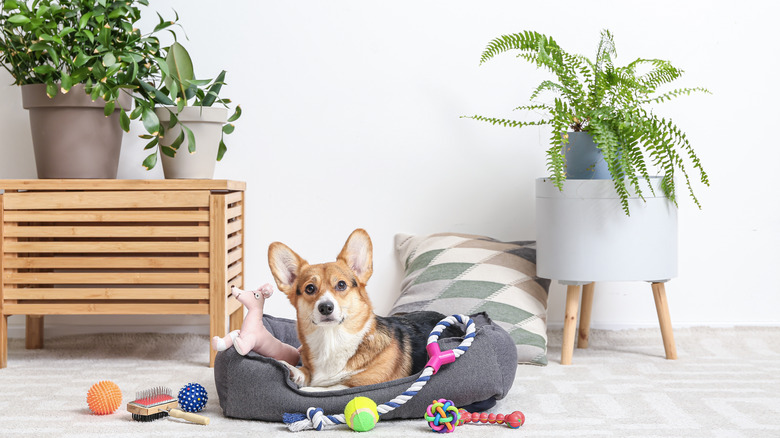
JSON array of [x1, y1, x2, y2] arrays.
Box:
[[391, 233, 550, 365]]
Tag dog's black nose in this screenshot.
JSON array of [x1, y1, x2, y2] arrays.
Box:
[[318, 301, 334, 316]]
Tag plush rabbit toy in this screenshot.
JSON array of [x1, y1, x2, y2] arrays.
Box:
[[211, 284, 300, 366]]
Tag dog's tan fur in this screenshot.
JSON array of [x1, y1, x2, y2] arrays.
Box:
[[268, 229, 417, 388]]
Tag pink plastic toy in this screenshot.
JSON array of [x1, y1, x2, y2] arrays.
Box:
[[211, 284, 300, 366]]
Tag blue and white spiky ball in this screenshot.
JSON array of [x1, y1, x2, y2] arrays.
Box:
[[177, 383, 208, 413]]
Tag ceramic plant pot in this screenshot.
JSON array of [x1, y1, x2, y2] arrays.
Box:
[[561, 131, 610, 179], [22, 84, 131, 179], [155, 106, 228, 179]]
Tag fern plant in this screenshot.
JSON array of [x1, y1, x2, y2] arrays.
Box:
[[465, 30, 710, 215]]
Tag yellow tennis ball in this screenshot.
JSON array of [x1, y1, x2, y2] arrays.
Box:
[[344, 396, 379, 432]]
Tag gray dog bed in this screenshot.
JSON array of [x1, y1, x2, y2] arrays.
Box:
[[214, 312, 517, 422]]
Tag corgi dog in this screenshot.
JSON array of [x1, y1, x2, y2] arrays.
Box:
[[268, 228, 461, 390]]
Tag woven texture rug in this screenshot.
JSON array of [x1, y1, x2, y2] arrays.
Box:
[[0, 326, 778, 437]]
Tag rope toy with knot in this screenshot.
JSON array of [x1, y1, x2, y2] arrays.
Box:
[[283, 314, 476, 432], [425, 399, 460, 433]]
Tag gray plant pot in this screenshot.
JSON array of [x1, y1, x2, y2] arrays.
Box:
[[155, 106, 228, 179], [22, 83, 130, 179], [562, 131, 610, 179]]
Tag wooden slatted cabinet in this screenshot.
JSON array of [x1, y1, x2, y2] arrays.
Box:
[[0, 180, 246, 368]]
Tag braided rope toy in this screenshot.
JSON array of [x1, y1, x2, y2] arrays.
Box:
[[283, 314, 476, 432]]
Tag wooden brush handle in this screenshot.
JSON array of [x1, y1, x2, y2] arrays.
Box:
[[169, 408, 210, 425]]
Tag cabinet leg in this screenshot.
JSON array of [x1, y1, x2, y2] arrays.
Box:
[[651, 282, 677, 360], [561, 285, 581, 365], [1, 315, 7, 369], [209, 311, 225, 368], [229, 308, 243, 332], [578, 282, 595, 349], [25, 315, 44, 350]]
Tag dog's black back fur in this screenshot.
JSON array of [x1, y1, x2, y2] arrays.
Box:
[[376, 311, 465, 375]]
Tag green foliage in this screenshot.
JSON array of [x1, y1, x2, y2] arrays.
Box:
[[136, 42, 241, 170], [1, 1, 240, 171], [465, 30, 710, 215], [0, 0, 178, 138]]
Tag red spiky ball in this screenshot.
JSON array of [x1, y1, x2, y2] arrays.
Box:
[[87, 381, 122, 415]]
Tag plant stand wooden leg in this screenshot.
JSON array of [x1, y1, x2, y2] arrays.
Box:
[[25, 315, 44, 350], [0, 314, 7, 369], [651, 282, 677, 360], [578, 282, 595, 349], [561, 285, 581, 365]]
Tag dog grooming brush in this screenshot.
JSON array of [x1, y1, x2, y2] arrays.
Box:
[[127, 386, 209, 425]]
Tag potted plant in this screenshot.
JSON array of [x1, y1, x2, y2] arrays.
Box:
[[464, 30, 710, 215], [0, 0, 177, 178], [134, 42, 240, 179]]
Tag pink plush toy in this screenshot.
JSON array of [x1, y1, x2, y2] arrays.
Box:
[[211, 284, 300, 366]]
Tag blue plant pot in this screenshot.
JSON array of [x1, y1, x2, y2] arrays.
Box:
[[561, 131, 610, 179]]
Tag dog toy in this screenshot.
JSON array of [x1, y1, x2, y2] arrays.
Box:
[[425, 399, 460, 433], [127, 386, 209, 425], [424, 400, 525, 433], [86, 380, 122, 415], [458, 408, 525, 429], [178, 382, 208, 413], [344, 396, 379, 432], [212, 284, 300, 366], [283, 314, 476, 432]]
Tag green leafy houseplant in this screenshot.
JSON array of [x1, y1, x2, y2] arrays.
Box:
[[0, 0, 176, 126], [136, 41, 241, 171], [465, 30, 710, 215]]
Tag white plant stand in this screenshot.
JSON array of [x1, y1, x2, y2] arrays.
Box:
[[535, 177, 678, 364]]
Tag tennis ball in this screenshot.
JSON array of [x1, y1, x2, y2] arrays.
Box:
[[344, 396, 379, 432]]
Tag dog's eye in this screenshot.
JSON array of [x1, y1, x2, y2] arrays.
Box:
[[335, 280, 347, 291], [305, 284, 317, 295]]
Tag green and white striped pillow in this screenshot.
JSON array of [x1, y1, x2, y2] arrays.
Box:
[[391, 233, 550, 365]]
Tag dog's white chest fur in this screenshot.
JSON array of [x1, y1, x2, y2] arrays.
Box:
[[304, 319, 372, 387]]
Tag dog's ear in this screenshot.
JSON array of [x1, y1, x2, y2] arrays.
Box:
[[337, 228, 373, 284], [268, 242, 306, 296]]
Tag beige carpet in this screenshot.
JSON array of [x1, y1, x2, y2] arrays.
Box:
[[1, 327, 779, 437]]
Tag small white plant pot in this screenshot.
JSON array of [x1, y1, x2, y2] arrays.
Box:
[[155, 106, 228, 179], [535, 177, 678, 283]]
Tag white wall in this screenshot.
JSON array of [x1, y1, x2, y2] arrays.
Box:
[[1, 0, 778, 337]]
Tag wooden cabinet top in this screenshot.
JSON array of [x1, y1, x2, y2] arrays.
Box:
[[0, 179, 245, 192]]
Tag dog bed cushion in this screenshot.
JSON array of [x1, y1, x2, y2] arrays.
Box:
[[214, 313, 517, 422], [392, 233, 550, 366]]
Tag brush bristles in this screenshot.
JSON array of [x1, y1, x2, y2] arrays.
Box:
[[132, 412, 169, 422], [134, 386, 172, 403]]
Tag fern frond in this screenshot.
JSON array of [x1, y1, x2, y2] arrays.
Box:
[[595, 29, 617, 70], [463, 114, 551, 129], [529, 80, 565, 101], [512, 104, 553, 114], [479, 31, 555, 65], [589, 118, 634, 214], [643, 87, 711, 104], [545, 141, 566, 191]]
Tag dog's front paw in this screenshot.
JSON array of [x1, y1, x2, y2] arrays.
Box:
[[299, 384, 349, 393], [281, 361, 306, 387]]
